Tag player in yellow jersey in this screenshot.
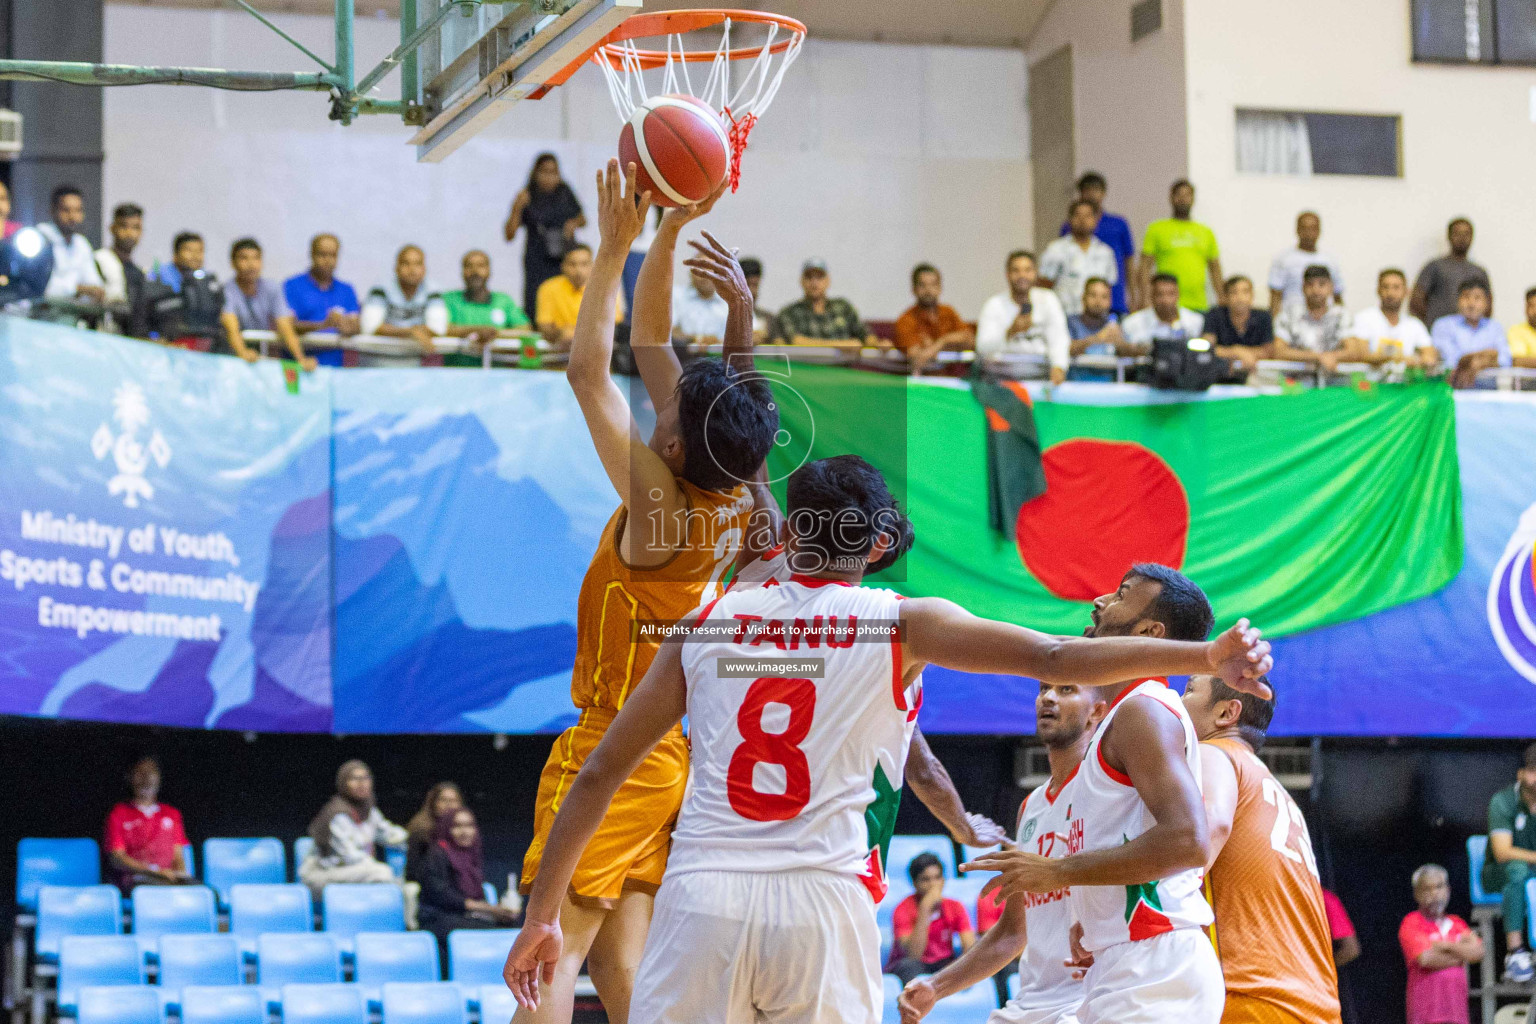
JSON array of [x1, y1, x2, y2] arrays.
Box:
[[514, 161, 779, 1024]]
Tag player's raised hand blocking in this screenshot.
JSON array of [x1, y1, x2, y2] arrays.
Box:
[[502, 917, 562, 1010], [594, 159, 653, 251], [1206, 618, 1273, 698], [661, 177, 728, 230], [683, 231, 752, 309]]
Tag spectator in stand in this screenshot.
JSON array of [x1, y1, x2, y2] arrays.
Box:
[[284, 233, 360, 366], [671, 266, 730, 349], [146, 232, 226, 350], [405, 782, 464, 884], [1323, 889, 1361, 967], [537, 243, 622, 350], [1482, 741, 1536, 983], [975, 250, 1070, 384], [297, 760, 410, 900], [105, 755, 193, 893], [1506, 288, 1536, 366], [1412, 218, 1489, 327], [1431, 280, 1509, 388], [1398, 864, 1482, 1024], [443, 250, 531, 366], [504, 152, 586, 321], [1343, 269, 1435, 367], [1139, 179, 1222, 313], [1040, 199, 1119, 318], [739, 257, 773, 341], [219, 238, 316, 370], [1202, 275, 1275, 372], [772, 259, 870, 343], [38, 185, 106, 314], [1067, 277, 1132, 381], [417, 808, 519, 958], [1274, 265, 1350, 371], [1058, 171, 1136, 314], [886, 852, 975, 985], [0, 181, 19, 239], [893, 263, 972, 374], [1267, 211, 1344, 317], [1120, 273, 1205, 351], [94, 203, 147, 337], [361, 244, 449, 351]]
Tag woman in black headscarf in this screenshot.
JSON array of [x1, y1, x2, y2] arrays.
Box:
[[418, 807, 519, 955], [503, 152, 585, 321]]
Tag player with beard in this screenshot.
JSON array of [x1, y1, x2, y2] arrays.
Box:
[[899, 681, 1110, 1024], [972, 564, 1268, 1024]]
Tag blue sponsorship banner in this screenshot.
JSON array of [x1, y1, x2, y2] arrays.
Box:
[[0, 318, 332, 730]]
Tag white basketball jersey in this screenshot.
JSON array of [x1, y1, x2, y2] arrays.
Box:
[[994, 778, 1084, 1022], [669, 574, 921, 902], [1069, 678, 1213, 953]]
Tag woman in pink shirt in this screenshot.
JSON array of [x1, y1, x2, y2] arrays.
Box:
[[1398, 863, 1483, 1024]]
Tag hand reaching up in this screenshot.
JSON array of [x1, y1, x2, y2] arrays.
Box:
[[594, 160, 653, 253], [1206, 617, 1273, 698], [661, 178, 729, 231], [683, 231, 752, 309]]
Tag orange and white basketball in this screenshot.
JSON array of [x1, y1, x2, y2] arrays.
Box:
[[618, 94, 730, 208]]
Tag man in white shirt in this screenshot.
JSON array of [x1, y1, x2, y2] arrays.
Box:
[[37, 185, 105, 310], [360, 244, 450, 349], [1267, 211, 1343, 317], [671, 268, 730, 346], [977, 250, 1071, 384], [1343, 268, 1434, 367], [1274, 265, 1350, 372], [1120, 274, 1205, 350], [1039, 200, 1119, 318]]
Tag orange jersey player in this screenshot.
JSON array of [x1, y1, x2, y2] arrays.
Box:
[[1183, 674, 1342, 1024]]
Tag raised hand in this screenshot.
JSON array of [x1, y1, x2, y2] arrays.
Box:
[[953, 811, 1008, 848], [661, 178, 729, 230], [970, 847, 1063, 901], [502, 917, 563, 1010], [1206, 617, 1273, 698], [594, 159, 653, 253], [897, 978, 938, 1024], [683, 231, 752, 309]]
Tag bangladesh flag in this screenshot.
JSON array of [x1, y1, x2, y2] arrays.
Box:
[[766, 365, 1462, 637]]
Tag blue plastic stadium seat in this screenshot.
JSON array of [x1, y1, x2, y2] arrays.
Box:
[[887, 835, 957, 880], [385, 848, 407, 879], [57, 936, 144, 1015], [923, 980, 999, 1022], [1006, 972, 1020, 1000], [294, 837, 315, 868], [36, 885, 122, 961], [477, 985, 515, 1024], [381, 982, 466, 1024], [446, 929, 517, 987], [323, 885, 405, 951], [959, 843, 1001, 876], [282, 984, 368, 1024], [182, 845, 196, 879], [131, 885, 216, 958], [17, 839, 102, 912], [481, 883, 497, 906], [179, 986, 266, 1024], [77, 985, 160, 1024], [1468, 835, 1501, 906], [355, 932, 440, 1010], [1527, 879, 1536, 948], [158, 933, 242, 1005], [880, 975, 902, 1024], [230, 883, 313, 956], [257, 933, 342, 1012], [204, 839, 285, 907]]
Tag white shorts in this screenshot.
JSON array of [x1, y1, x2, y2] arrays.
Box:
[[630, 869, 881, 1024], [1078, 928, 1224, 1024], [989, 1001, 1080, 1024]]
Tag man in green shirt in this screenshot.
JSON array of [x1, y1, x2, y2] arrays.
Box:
[[1138, 179, 1223, 313], [771, 259, 871, 343], [442, 249, 531, 367], [1484, 742, 1536, 982]]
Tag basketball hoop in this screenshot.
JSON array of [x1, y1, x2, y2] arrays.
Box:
[[580, 10, 806, 191]]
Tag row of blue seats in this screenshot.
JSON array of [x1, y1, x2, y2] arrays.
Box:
[[878, 974, 1000, 1024], [17, 838, 402, 911], [58, 929, 520, 1016], [75, 982, 514, 1024]]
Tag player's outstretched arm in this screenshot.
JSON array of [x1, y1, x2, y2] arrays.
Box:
[[900, 597, 1273, 697], [904, 727, 1006, 848], [503, 635, 690, 1009], [899, 899, 1027, 1024], [1197, 743, 1239, 869], [683, 230, 758, 374], [566, 160, 683, 528]]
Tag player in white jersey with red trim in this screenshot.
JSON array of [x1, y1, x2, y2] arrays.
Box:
[[506, 460, 1272, 1024], [899, 680, 1110, 1024], [974, 564, 1273, 1024]]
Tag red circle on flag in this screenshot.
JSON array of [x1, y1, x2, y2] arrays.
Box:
[[1015, 439, 1190, 602]]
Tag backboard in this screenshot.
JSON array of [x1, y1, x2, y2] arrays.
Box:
[[409, 0, 641, 163]]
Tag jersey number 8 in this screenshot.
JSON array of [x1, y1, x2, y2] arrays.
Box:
[[727, 676, 816, 821]]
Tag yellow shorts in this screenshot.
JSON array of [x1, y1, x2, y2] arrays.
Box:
[[520, 706, 689, 909]]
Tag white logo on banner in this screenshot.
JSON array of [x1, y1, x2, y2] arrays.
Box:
[[1487, 501, 1536, 686], [90, 382, 172, 508]]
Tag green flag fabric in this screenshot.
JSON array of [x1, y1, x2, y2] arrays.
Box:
[[971, 375, 1047, 535], [766, 365, 1462, 637]]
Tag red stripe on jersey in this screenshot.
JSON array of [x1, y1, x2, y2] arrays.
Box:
[[1109, 677, 1167, 710], [1046, 763, 1080, 804], [1097, 742, 1133, 787], [790, 573, 854, 588]]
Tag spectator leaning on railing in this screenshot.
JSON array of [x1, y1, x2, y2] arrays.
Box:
[[772, 258, 871, 344], [94, 203, 147, 338], [1201, 275, 1275, 373], [1431, 280, 1508, 388], [1039, 199, 1119, 319], [893, 263, 971, 374], [537, 242, 622, 350], [361, 244, 449, 351], [442, 249, 530, 366], [671, 265, 730, 349], [284, 233, 361, 340], [1273, 265, 1349, 372], [1067, 277, 1131, 382], [1267, 211, 1344, 318], [976, 249, 1070, 384], [1119, 272, 1204, 352], [38, 185, 106, 319], [1342, 269, 1434, 368], [219, 237, 316, 370], [1483, 741, 1536, 983], [146, 232, 225, 350], [1507, 288, 1536, 366]]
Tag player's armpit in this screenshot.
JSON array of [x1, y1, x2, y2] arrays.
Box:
[[1198, 743, 1239, 868]]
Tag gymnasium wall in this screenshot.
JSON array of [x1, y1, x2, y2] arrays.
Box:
[[99, 6, 1031, 321]]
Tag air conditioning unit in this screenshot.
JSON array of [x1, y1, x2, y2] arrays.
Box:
[[0, 110, 22, 160]]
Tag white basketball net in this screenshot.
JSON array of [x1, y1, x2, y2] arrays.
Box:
[[593, 17, 804, 189]]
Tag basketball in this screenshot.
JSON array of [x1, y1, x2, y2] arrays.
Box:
[[617, 93, 731, 208]]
